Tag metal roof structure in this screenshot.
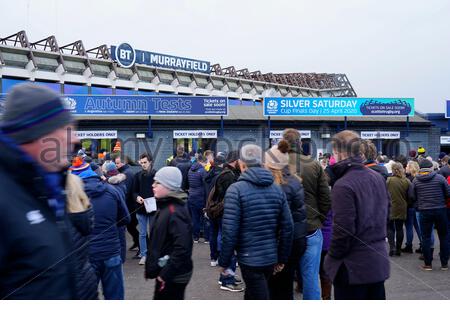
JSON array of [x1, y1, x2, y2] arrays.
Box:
[[0, 30, 356, 99]]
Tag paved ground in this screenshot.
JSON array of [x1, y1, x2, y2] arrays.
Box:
[[123, 236, 450, 300]]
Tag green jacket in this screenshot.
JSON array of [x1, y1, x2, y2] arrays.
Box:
[[386, 176, 411, 220], [288, 151, 331, 232]]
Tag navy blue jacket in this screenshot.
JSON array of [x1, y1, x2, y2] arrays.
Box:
[[187, 162, 208, 204], [413, 170, 450, 211], [83, 176, 130, 262], [324, 157, 390, 285], [219, 167, 293, 268], [0, 135, 76, 299]]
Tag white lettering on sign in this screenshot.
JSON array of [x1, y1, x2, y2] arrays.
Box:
[[173, 130, 218, 139], [361, 131, 400, 140], [441, 136, 450, 145], [75, 131, 118, 139], [269, 130, 311, 139]]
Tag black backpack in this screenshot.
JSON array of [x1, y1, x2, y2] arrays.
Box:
[[205, 170, 235, 220]]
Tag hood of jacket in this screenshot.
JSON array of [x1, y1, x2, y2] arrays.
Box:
[[239, 166, 274, 187], [107, 173, 126, 185], [190, 162, 204, 172], [416, 169, 436, 182], [82, 176, 107, 198], [157, 191, 188, 206], [332, 156, 365, 180]]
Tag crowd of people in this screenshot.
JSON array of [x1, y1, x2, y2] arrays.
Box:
[[0, 84, 449, 300]]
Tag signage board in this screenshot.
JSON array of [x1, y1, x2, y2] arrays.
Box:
[[111, 43, 210, 74], [264, 97, 414, 117], [75, 130, 118, 139], [173, 130, 217, 139], [360, 131, 400, 140], [269, 130, 311, 139]]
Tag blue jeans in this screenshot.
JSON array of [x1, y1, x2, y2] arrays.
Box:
[[209, 217, 222, 260], [137, 213, 154, 257], [419, 209, 449, 267], [299, 229, 323, 300], [416, 211, 434, 248], [405, 208, 421, 247], [90, 255, 124, 300], [188, 200, 210, 241]]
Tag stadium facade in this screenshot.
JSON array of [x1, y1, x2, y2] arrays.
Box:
[[0, 31, 442, 167]]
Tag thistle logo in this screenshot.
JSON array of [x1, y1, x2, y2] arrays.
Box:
[[115, 43, 136, 68], [266, 99, 279, 114], [63, 97, 77, 113]]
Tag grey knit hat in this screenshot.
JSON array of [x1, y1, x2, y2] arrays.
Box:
[[154, 167, 183, 191], [240, 144, 263, 167], [0, 83, 73, 144]]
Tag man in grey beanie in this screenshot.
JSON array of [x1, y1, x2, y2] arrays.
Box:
[[219, 144, 294, 299], [145, 166, 193, 299], [0, 83, 79, 299]]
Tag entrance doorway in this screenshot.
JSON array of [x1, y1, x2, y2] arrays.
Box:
[[173, 138, 217, 156], [382, 139, 400, 158], [80, 138, 117, 157]]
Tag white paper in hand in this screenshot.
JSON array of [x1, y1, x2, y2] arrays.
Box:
[[144, 197, 157, 213]]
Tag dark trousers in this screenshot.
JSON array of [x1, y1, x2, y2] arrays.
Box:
[[387, 219, 405, 252], [90, 255, 124, 300], [319, 250, 332, 300], [154, 280, 188, 300], [209, 217, 222, 260], [420, 208, 449, 266], [126, 212, 140, 248], [333, 265, 386, 300], [188, 200, 209, 241], [268, 261, 295, 300], [240, 264, 274, 300]]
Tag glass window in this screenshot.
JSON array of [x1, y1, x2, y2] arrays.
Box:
[[241, 100, 254, 106], [229, 98, 241, 106], [91, 86, 113, 95], [138, 90, 158, 96], [33, 81, 61, 93], [1, 78, 29, 93], [63, 83, 88, 95], [115, 88, 136, 95]]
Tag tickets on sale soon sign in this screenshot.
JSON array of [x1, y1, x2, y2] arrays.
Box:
[[264, 98, 414, 117]]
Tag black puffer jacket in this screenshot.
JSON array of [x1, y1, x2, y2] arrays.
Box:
[[145, 192, 193, 283], [132, 168, 156, 214], [68, 208, 98, 299], [413, 170, 450, 211]]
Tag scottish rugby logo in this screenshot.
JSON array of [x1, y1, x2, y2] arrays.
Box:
[[63, 97, 77, 113], [266, 99, 279, 114]]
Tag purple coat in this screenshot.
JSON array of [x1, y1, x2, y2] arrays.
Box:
[[324, 156, 390, 285], [321, 210, 333, 251]]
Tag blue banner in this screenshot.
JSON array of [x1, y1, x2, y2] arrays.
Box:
[[264, 97, 414, 117], [111, 43, 210, 74], [63, 95, 227, 116]]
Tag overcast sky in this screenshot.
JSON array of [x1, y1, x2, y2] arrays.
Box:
[[1, 0, 449, 113]]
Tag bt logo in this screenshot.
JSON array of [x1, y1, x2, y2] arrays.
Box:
[[115, 43, 136, 68]]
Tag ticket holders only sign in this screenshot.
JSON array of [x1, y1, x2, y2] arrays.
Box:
[[263, 98, 414, 117], [173, 130, 218, 139], [63, 95, 228, 116]]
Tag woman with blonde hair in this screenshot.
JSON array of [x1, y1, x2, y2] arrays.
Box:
[[265, 140, 308, 299], [387, 162, 413, 256], [402, 161, 423, 253]]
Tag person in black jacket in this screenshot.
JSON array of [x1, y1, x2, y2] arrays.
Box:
[[219, 144, 293, 300], [133, 153, 157, 265], [412, 159, 449, 270], [265, 141, 308, 300], [114, 154, 140, 253], [145, 167, 193, 300], [0, 83, 78, 299], [360, 139, 389, 180]]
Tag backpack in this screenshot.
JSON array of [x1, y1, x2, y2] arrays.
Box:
[[205, 170, 234, 220]]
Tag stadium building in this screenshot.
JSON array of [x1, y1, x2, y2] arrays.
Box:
[[0, 31, 441, 167]]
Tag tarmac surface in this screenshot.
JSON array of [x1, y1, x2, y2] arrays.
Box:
[[122, 235, 450, 300]]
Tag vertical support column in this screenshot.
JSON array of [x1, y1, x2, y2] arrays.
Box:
[[406, 116, 410, 137], [267, 116, 272, 148], [147, 116, 153, 139], [344, 116, 348, 130], [219, 116, 224, 138]]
